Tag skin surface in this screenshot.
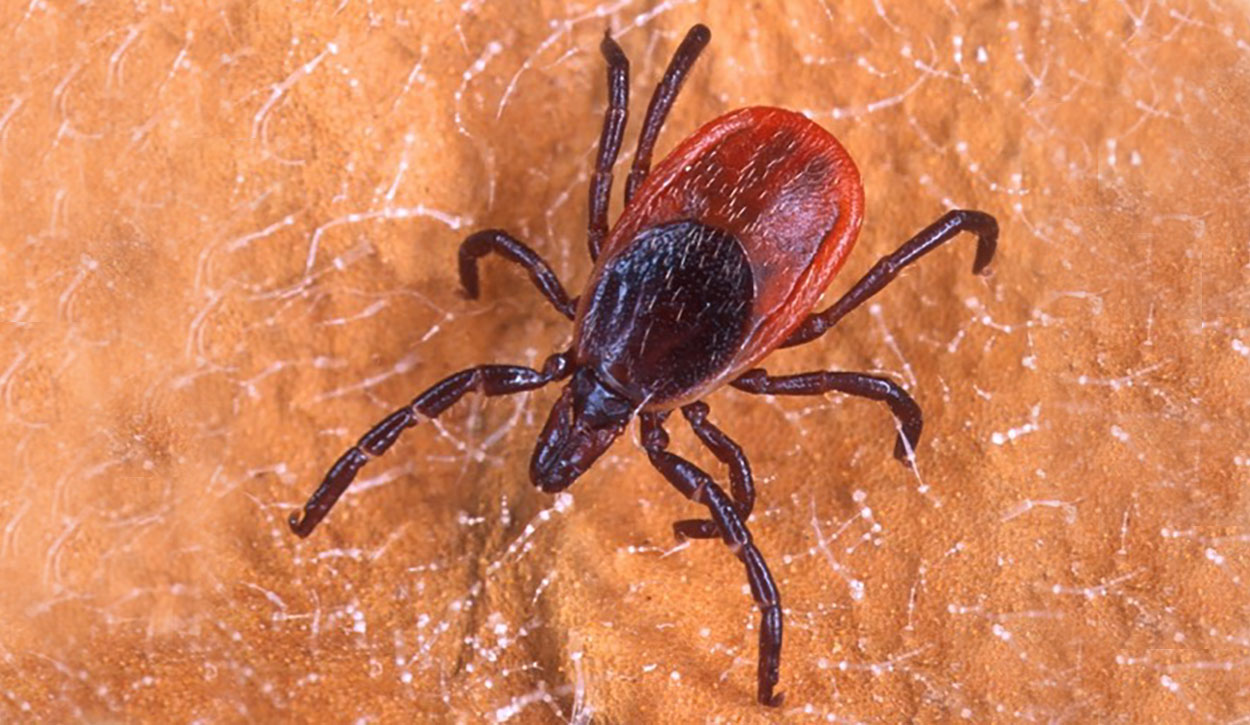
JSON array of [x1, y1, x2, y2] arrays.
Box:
[[2, 2, 1249, 722]]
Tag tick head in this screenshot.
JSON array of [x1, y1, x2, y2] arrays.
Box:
[[530, 368, 634, 492]]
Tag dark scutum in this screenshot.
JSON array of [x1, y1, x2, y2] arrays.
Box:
[[577, 220, 754, 404]]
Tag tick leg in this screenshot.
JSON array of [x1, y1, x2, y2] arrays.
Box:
[[669, 401, 755, 540], [672, 519, 721, 539], [624, 25, 711, 203], [458, 229, 575, 319], [587, 32, 630, 261], [733, 369, 922, 465], [289, 352, 573, 538], [640, 412, 784, 707], [782, 209, 998, 348]]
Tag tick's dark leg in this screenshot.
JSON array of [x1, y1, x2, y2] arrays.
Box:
[[587, 32, 630, 261], [640, 412, 784, 707], [783, 210, 998, 348], [623, 25, 711, 203], [458, 230, 575, 319], [733, 369, 922, 464], [671, 401, 755, 540], [289, 352, 573, 537]]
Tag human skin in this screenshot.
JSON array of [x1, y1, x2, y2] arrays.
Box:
[[2, 1, 1248, 721]]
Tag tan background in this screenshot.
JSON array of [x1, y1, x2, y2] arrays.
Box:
[[2, 0, 1249, 722]]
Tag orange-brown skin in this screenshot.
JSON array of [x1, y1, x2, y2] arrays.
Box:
[[575, 107, 865, 408]]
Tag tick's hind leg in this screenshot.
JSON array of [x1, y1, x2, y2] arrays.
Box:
[[458, 230, 575, 319], [733, 369, 922, 464], [289, 352, 573, 537], [670, 401, 755, 541], [624, 25, 711, 203], [641, 412, 784, 707], [783, 209, 998, 348]]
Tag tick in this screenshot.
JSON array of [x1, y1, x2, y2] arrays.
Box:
[[289, 24, 998, 707]]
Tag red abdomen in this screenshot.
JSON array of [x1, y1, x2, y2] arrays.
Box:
[[574, 107, 864, 408]]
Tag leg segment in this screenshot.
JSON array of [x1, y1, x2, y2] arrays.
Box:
[[640, 412, 784, 707], [289, 352, 573, 537], [458, 230, 575, 319], [733, 369, 922, 464], [671, 519, 721, 539], [587, 32, 630, 261], [623, 25, 711, 203], [783, 209, 998, 348], [670, 402, 756, 540]]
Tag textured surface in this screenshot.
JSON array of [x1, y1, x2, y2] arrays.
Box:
[[2, 1, 1249, 722], [577, 220, 753, 405]]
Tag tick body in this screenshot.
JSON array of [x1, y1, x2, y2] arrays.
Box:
[[290, 24, 998, 708], [577, 107, 863, 410]]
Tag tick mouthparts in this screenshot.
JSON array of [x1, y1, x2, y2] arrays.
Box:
[[530, 421, 600, 493]]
